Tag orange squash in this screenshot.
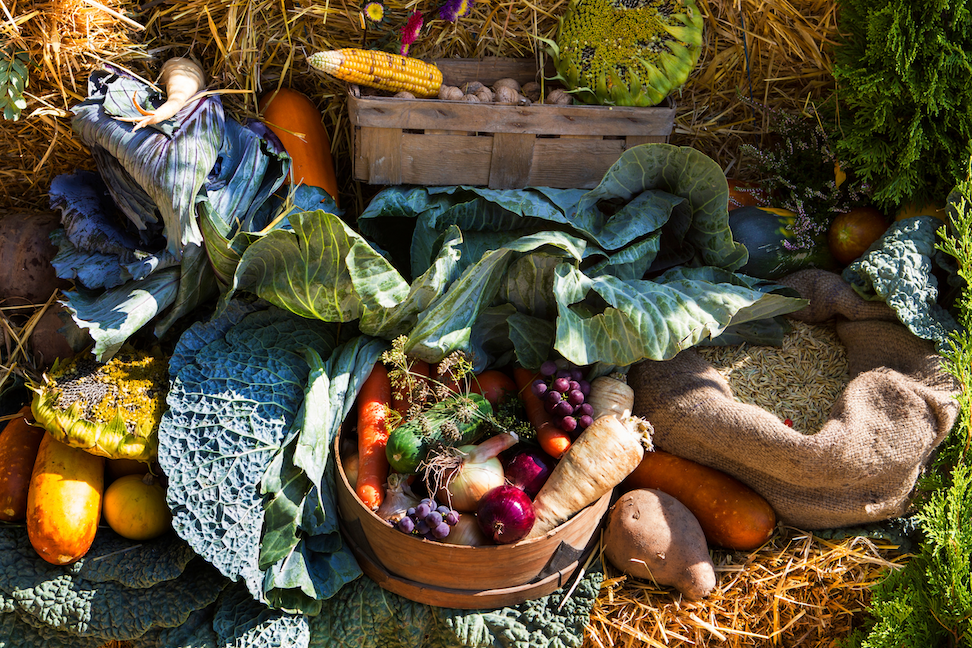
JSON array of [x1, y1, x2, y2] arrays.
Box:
[[26, 433, 104, 565], [259, 87, 340, 207], [0, 406, 45, 522], [103, 473, 172, 541]]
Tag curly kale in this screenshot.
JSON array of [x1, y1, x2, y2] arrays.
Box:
[[842, 216, 961, 349], [307, 564, 604, 648], [0, 525, 227, 643]]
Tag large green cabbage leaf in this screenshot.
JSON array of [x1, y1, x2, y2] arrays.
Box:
[[351, 144, 803, 367], [230, 210, 410, 322], [159, 299, 384, 616]]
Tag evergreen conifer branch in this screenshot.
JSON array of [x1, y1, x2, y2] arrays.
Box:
[[832, 0, 972, 211]]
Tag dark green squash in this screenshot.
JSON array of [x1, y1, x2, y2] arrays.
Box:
[[729, 206, 836, 279]]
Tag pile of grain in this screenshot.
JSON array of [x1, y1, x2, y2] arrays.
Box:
[[696, 320, 849, 434]]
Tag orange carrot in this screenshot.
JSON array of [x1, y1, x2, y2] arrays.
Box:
[[356, 362, 392, 511], [513, 366, 572, 459], [392, 359, 430, 419]]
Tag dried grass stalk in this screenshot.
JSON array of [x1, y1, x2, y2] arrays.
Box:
[[585, 527, 906, 648]]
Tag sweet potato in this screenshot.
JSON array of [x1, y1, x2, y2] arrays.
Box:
[[621, 450, 776, 551], [603, 488, 716, 600]]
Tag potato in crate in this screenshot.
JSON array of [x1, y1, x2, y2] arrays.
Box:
[[341, 57, 676, 189]]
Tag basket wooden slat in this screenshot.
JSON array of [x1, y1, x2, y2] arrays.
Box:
[[335, 431, 611, 608]]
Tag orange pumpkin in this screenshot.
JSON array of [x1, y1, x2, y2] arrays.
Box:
[[259, 87, 340, 207]]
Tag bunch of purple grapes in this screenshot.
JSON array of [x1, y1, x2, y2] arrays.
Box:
[[396, 497, 461, 541], [531, 360, 593, 436]]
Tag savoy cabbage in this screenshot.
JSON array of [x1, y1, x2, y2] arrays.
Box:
[[159, 298, 386, 615]]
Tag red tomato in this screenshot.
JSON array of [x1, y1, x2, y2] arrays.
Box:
[[828, 206, 889, 266], [469, 370, 518, 407]]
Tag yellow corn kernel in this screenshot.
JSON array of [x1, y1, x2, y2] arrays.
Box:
[[307, 48, 443, 98]]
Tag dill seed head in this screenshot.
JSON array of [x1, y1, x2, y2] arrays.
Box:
[[440, 421, 461, 442]]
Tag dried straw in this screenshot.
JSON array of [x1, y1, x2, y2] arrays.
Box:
[[0, 0, 838, 213], [584, 527, 905, 648]]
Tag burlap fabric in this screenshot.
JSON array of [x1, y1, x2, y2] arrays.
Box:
[[629, 269, 961, 529]]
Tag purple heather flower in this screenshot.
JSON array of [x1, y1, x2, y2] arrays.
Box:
[[400, 10, 424, 56], [439, 0, 474, 22]]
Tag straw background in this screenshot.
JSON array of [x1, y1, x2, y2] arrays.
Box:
[[3, 1, 906, 646]]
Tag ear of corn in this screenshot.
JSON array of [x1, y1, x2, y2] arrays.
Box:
[[308, 48, 443, 98]]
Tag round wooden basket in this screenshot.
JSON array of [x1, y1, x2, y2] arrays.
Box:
[[334, 432, 610, 609]]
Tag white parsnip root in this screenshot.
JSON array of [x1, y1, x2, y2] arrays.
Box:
[[525, 413, 653, 539], [130, 57, 206, 130]]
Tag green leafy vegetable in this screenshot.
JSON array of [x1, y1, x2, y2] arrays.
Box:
[[842, 216, 960, 349], [0, 46, 28, 122], [356, 144, 804, 368], [0, 526, 227, 643], [48, 66, 293, 360], [230, 209, 410, 322], [159, 299, 385, 615], [307, 563, 604, 648]]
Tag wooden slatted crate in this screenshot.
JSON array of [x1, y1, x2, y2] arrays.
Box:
[[348, 58, 676, 189]]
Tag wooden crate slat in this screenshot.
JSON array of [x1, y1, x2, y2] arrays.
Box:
[[528, 138, 628, 188], [398, 133, 493, 186], [488, 132, 536, 189], [354, 126, 405, 184], [349, 57, 675, 189], [348, 94, 675, 137]]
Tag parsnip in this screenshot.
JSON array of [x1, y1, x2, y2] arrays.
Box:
[[525, 413, 652, 539]]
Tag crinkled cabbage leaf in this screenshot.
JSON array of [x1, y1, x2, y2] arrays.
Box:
[[0, 525, 227, 643], [159, 299, 381, 615]]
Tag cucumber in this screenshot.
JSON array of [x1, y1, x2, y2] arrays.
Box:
[[729, 206, 836, 279], [385, 392, 493, 474]]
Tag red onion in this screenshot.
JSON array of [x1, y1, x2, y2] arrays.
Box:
[[477, 485, 536, 544], [504, 449, 554, 498], [435, 433, 518, 512]]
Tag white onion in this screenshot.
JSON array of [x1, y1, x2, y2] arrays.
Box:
[[443, 514, 491, 546], [435, 433, 518, 512]]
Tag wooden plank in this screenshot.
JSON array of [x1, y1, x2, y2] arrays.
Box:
[[353, 126, 404, 185], [397, 133, 492, 186], [349, 92, 676, 137], [528, 138, 627, 188], [488, 132, 536, 189]]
